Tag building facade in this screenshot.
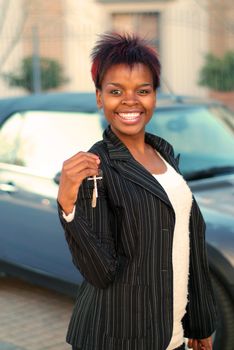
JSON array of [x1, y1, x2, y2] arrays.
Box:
[[0, 0, 233, 97]]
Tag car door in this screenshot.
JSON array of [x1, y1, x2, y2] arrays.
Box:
[[0, 110, 103, 284]]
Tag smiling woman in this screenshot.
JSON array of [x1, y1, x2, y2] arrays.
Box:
[[57, 33, 217, 350], [96, 63, 156, 139]]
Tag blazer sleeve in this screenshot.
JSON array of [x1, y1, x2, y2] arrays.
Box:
[[182, 198, 217, 339], [57, 170, 126, 289]]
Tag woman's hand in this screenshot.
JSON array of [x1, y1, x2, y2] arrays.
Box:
[[57, 151, 100, 214], [188, 337, 212, 350]]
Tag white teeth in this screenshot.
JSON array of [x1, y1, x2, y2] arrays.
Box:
[[118, 112, 140, 120]]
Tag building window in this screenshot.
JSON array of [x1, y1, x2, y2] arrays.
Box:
[[111, 12, 160, 51]]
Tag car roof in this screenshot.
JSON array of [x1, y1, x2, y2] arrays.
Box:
[[0, 91, 219, 124], [0, 92, 98, 123]]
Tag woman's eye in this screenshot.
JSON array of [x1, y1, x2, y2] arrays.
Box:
[[110, 89, 121, 95], [138, 90, 150, 95]]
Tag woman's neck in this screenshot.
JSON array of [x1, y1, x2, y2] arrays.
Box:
[[111, 127, 147, 155]]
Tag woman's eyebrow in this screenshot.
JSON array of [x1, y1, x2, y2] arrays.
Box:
[[105, 82, 153, 87], [105, 83, 122, 87]]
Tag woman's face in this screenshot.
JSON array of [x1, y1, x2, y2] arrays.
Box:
[[96, 63, 156, 140]]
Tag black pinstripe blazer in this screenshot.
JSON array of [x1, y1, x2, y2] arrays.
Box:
[[58, 126, 217, 350]]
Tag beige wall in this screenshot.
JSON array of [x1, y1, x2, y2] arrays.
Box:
[[22, 0, 65, 63], [100, 0, 210, 96], [161, 0, 209, 96], [0, 0, 24, 97], [0, 0, 233, 97], [63, 0, 109, 92], [208, 0, 234, 57], [0, 0, 107, 95], [0, 0, 66, 96], [103, 0, 168, 44], [101, 1, 169, 13]]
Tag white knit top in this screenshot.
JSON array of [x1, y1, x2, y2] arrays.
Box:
[[153, 155, 192, 349]]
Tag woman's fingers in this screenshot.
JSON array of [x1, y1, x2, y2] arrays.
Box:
[[63, 151, 100, 167], [76, 151, 99, 161], [64, 160, 99, 180], [58, 152, 101, 211], [188, 339, 193, 348], [188, 337, 212, 350], [63, 152, 100, 171], [198, 337, 212, 350], [70, 167, 100, 183], [187, 339, 199, 350], [67, 151, 99, 161], [62, 152, 100, 182]]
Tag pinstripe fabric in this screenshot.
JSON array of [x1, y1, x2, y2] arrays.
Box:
[[58, 126, 217, 350]]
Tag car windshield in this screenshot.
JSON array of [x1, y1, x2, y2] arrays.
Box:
[[146, 105, 234, 177]]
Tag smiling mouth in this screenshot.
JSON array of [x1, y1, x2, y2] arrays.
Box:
[[117, 112, 141, 121]]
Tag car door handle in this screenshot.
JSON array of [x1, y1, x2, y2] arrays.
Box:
[[0, 182, 18, 193]]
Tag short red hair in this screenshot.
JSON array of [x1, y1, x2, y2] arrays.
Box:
[[91, 32, 161, 90]]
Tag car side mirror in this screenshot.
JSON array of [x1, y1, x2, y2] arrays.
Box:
[[53, 171, 61, 185]]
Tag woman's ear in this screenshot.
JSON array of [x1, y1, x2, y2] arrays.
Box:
[[96, 89, 103, 109]]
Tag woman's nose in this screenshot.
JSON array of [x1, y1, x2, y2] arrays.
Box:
[[121, 92, 139, 106]]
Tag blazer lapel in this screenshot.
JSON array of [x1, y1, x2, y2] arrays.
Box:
[[112, 159, 173, 209], [103, 126, 178, 209], [145, 131, 181, 174]]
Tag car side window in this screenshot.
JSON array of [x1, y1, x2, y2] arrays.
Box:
[[0, 113, 24, 164], [14, 111, 103, 177]]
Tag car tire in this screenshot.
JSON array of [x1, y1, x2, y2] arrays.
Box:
[[211, 273, 234, 350]]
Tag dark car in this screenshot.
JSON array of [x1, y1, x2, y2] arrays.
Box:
[[0, 92, 233, 350]]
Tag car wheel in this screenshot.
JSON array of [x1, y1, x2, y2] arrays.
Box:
[[211, 273, 234, 350]]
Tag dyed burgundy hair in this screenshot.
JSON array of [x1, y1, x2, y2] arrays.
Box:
[[91, 32, 161, 90]]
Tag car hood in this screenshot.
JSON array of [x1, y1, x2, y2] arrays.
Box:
[[190, 173, 234, 267], [190, 173, 234, 216]]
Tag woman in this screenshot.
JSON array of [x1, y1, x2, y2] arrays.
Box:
[[57, 33, 217, 350]]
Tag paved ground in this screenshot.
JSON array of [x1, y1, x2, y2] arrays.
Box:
[[0, 277, 74, 350]]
